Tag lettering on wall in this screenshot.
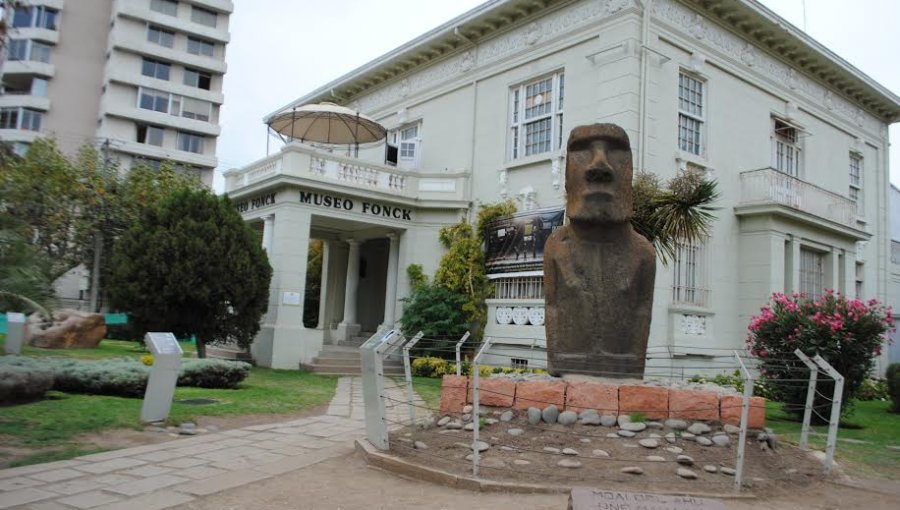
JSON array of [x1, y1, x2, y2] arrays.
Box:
[[235, 192, 277, 213], [299, 191, 412, 221]]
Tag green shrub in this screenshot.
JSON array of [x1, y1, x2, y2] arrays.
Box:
[[887, 363, 900, 413], [746, 292, 893, 421], [47, 358, 149, 398], [856, 378, 888, 401], [688, 370, 775, 400], [411, 357, 450, 378], [400, 283, 470, 356], [0, 356, 55, 403], [178, 359, 250, 389]]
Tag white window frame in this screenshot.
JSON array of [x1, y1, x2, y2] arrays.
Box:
[[849, 152, 863, 216], [141, 58, 170, 81], [137, 124, 164, 146], [190, 6, 217, 27], [147, 25, 175, 48], [677, 72, 705, 156], [187, 37, 214, 57], [150, 0, 178, 16], [389, 121, 422, 170], [672, 237, 710, 307], [183, 68, 211, 90], [772, 117, 802, 177], [509, 71, 565, 160], [0, 107, 42, 131], [137, 87, 211, 123]]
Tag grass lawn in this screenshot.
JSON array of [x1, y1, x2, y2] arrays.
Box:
[[0, 337, 337, 468], [765, 399, 900, 479], [412, 376, 443, 410], [0, 334, 196, 359]]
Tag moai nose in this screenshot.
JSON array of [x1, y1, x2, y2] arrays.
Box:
[[585, 166, 614, 183]]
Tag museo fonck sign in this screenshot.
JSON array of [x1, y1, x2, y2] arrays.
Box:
[[299, 191, 412, 221], [235, 192, 276, 213]]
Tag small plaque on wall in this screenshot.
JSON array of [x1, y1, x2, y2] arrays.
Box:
[[282, 291, 301, 305]]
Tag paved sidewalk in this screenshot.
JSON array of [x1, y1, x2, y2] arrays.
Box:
[[0, 377, 425, 510]]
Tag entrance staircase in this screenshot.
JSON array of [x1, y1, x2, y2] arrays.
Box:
[[304, 332, 405, 376]]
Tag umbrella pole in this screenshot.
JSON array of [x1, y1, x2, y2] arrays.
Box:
[[290, 107, 297, 143], [354, 112, 360, 157]]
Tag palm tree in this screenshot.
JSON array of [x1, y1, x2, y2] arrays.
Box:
[[631, 168, 719, 265], [0, 218, 54, 316]]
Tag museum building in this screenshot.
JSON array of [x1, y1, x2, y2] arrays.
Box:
[[223, 0, 900, 373]]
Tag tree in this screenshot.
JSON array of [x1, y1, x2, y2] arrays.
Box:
[[303, 240, 323, 327], [0, 216, 54, 314], [108, 189, 272, 357]]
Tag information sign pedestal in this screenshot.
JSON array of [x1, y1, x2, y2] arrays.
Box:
[[5, 313, 26, 354], [140, 332, 183, 422]]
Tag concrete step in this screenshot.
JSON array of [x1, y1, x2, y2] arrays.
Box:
[[206, 345, 252, 361], [307, 364, 405, 376], [312, 357, 403, 368]]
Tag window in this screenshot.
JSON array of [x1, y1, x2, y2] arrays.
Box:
[[509, 72, 564, 159], [181, 97, 211, 121], [12, 7, 32, 28], [150, 0, 178, 16], [493, 276, 544, 299], [0, 108, 41, 131], [137, 124, 164, 146], [191, 6, 217, 27], [141, 58, 170, 80], [388, 122, 421, 169], [849, 153, 863, 215], [135, 157, 163, 171], [672, 237, 709, 307], [20, 109, 42, 131], [8, 40, 27, 61], [510, 358, 529, 369], [12, 6, 58, 30], [177, 131, 205, 153], [855, 262, 864, 299], [799, 248, 824, 300], [773, 118, 801, 176], [678, 72, 704, 155], [139, 87, 170, 113], [183, 68, 211, 90], [31, 78, 48, 97], [0, 108, 19, 129], [147, 25, 175, 48], [30, 42, 52, 63], [187, 37, 214, 57]]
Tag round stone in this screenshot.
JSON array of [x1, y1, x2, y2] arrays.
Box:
[[647, 421, 664, 429], [558, 459, 582, 468], [414, 441, 428, 450], [712, 435, 731, 447], [462, 414, 472, 422], [474, 441, 490, 452], [687, 422, 712, 435], [437, 417, 451, 427], [617, 430, 636, 438], [485, 418, 499, 425], [579, 409, 599, 419], [558, 411, 578, 426], [500, 411, 514, 422], [676, 455, 694, 466], [617, 415, 631, 427], [677, 468, 698, 479], [527, 407, 542, 425], [695, 437, 713, 446], [621, 466, 644, 475], [580, 438, 591, 443], [592, 449, 610, 457], [723, 424, 741, 434], [543, 447, 561, 454], [500, 446, 517, 451], [638, 439, 659, 449], [622, 443, 638, 448], [665, 446, 683, 454], [542, 405, 560, 424], [665, 419, 688, 430], [507, 428, 525, 436], [681, 432, 696, 441], [721, 467, 736, 476], [703, 465, 718, 473], [580, 414, 602, 426], [621, 422, 647, 432], [562, 448, 579, 456], [665, 433, 677, 444], [646, 456, 666, 462], [464, 423, 474, 431], [600, 415, 618, 427], [513, 459, 531, 466], [605, 433, 619, 438], [463, 405, 474, 414]]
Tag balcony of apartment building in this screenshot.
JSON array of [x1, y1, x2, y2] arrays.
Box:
[[114, 0, 231, 44], [0, 75, 51, 112], [107, 31, 227, 76], [734, 167, 868, 240]]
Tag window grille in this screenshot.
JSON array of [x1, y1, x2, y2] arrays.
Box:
[[672, 238, 709, 307], [799, 248, 825, 300], [493, 276, 544, 300]]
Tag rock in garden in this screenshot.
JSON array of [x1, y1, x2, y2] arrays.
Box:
[[665, 433, 677, 444], [721, 467, 736, 476], [695, 437, 713, 446], [622, 443, 638, 448], [638, 439, 659, 449], [621, 467, 644, 475], [446, 420, 463, 430], [712, 435, 731, 447], [437, 416, 451, 427], [465, 453, 474, 461], [414, 441, 428, 450], [617, 430, 636, 438], [621, 422, 647, 432], [665, 446, 683, 454], [474, 441, 490, 452], [558, 459, 582, 468], [180, 422, 196, 429], [507, 428, 524, 436], [483, 458, 506, 469], [579, 409, 599, 420], [724, 424, 741, 434], [676, 455, 694, 466], [617, 415, 631, 427], [485, 418, 498, 425], [580, 438, 591, 443], [178, 429, 197, 436], [26, 309, 106, 349], [513, 459, 531, 466], [681, 432, 696, 441], [592, 449, 610, 457], [542, 405, 560, 424], [646, 456, 666, 462], [580, 414, 602, 426], [606, 433, 619, 439], [543, 446, 561, 454], [649, 433, 661, 438], [500, 411, 514, 422], [687, 422, 711, 435], [558, 411, 578, 425], [149, 426, 167, 433], [665, 419, 688, 430], [463, 405, 474, 414], [527, 407, 542, 425], [600, 415, 618, 427], [464, 423, 475, 431], [677, 468, 698, 479], [703, 465, 718, 473], [647, 421, 664, 429], [500, 446, 518, 451], [462, 414, 472, 422], [562, 448, 579, 456], [398, 437, 413, 443]]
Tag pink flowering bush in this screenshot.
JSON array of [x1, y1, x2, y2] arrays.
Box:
[[747, 291, 894, 421]]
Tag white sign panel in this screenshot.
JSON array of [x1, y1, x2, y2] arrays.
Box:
[[282, 291, 301, 305]]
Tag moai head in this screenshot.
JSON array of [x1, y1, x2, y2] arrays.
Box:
[[564, 124, 634, 224]]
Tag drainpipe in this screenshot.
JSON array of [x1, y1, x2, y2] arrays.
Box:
[[636, 0, 653, 172]]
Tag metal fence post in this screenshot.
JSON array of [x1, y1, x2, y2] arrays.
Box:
[[793, 349, 819, 451], [471, 337, 492, 477], [359, 330, 405, 450], [733, 351, 753, 492], [455, 331, 470, 376], [402, 331, 424, 425], [813, 355, 844, 474]]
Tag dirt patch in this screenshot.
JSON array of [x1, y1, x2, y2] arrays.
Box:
[[388, 412, 824, 495]]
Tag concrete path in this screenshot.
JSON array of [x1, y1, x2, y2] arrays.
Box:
[[0, 377, 424, 510]]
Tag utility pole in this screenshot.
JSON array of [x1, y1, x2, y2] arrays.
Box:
[[89, 138, 110, 312]]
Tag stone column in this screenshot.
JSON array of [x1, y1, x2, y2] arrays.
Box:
[[380, 233, 400, 330], [261, 214, 274, 252], [316, 240, 331, 329], [336, 239, 361, 342], [787, 234, 801, 294], [827, 247, 841, 293]]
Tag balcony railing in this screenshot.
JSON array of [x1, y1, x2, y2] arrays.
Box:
[[738, 168, 858, 229], [224, 143, 469, 204]]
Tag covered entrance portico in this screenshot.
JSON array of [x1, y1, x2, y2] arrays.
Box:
[[223, 143, 470, 369]]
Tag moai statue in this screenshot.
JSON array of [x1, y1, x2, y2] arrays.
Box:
[[543, 124, 656, 378]]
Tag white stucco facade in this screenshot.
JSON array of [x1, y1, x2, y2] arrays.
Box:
[[225, 0, 899, 374]]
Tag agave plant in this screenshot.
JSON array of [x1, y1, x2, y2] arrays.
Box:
[[631, 168, 719, 265]]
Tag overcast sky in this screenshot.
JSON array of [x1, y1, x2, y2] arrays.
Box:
[[214, 0, 900, 191]]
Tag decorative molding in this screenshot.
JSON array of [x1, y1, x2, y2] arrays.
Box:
[[512, 306, 530, 325], [499, 168, 508, 198], [496, 307, 513, 325], [652, 0, 880, 134], [680, 314, 707, 336], [551, 157, 562, 190]]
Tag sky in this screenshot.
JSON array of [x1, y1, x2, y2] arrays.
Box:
[[214, 0, 900, 192]]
